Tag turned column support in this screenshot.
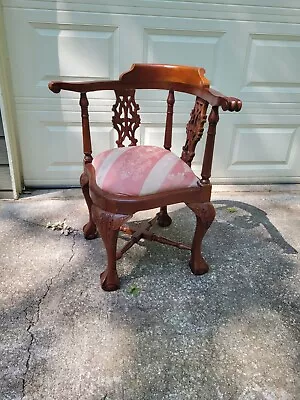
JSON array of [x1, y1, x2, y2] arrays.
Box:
[[164, 89, 175, 151], [157, 90, 175, 227], [80, 92, 93, 164], [201, 106, 219, 185]]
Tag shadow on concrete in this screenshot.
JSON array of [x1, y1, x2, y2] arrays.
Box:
[[213, 200, 298, 255]]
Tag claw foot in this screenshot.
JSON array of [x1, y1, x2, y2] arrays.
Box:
[[157, 211, 172, 227], [189, 257, 209, 275], [100, 269, 120, 292], [83, 222, 98, 240]]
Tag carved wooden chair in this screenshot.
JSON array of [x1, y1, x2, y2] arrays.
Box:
[[49, 64, 242, 291]]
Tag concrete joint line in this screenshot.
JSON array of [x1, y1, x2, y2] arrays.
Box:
[[21, 233, 76, 398]]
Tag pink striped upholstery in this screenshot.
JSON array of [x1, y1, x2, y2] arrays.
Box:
[[92, 145, 199, 196]]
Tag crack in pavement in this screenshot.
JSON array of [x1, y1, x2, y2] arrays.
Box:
[[21, 233, 76, 399]]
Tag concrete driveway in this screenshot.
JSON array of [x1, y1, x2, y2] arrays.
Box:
[[1, 186, 299, 400]]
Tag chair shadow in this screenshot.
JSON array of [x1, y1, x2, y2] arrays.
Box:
[[213, 200, 297, 255], [118, 199, 297, 285]]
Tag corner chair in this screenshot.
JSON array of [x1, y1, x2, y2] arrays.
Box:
[[49, 64, 242, 291]]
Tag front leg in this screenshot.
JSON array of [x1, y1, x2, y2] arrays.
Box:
[[186, 202, 215, 275], [80, 172, 98, 240], [91, 205, 132, 291]]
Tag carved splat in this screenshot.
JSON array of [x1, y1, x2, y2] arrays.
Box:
[[181, 97, 208, 166], [112, 89, 141, 147]]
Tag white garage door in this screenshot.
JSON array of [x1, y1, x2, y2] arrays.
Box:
[[2, 0, 300, 186]]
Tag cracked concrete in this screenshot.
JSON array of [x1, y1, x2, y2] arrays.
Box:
[[21, 232, 77, 399], [0, 187, 300, 399], [22, 263, 64, 397], [23, 307, 34, 398]]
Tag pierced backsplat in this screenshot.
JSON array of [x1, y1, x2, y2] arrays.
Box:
[[112, 89, 141, 147], [181, 97, 208, 166]]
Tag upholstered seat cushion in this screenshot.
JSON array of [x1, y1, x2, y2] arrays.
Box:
[[92, 145, 199, 196]]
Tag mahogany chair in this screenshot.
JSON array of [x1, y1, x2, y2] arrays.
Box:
[[49, 64, 242, 291]]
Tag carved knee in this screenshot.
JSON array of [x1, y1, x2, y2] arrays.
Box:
[[80, 172, 89, 188], [187, 202, 215, 229]]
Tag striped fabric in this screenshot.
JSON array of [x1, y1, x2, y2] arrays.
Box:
[[92, 145, 199, 196]]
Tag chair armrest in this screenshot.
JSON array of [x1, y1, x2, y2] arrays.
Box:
[[204, 88, 242, 112], [48, 80, 242, 113], [48, 80, 121, 94]]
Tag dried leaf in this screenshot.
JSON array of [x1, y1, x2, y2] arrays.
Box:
[[46, 219, 76, 235]]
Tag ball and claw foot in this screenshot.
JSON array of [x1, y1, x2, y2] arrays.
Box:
[[189, 256, 209, 275], [100, 269, 120, 292], [83, 221, 98, 240]]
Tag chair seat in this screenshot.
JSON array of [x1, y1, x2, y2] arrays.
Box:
[[92, 145, 200, 196]]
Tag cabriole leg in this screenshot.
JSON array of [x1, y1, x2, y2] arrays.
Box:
[[92, 205, 132, 291], [186, 202, 215, 275], [80, 172, 98, 240], [157, 206, 172, 227]]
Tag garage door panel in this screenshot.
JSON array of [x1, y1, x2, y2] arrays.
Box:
[[33, 23, 119, 85], [18, 111, 115, 186], [4, 8, 120, 98], [214, 115, 300, 181], [140, 18, 240, 95], [243, 34, 300, 91], [44, 124, 84, 176], [241, 28, 300, 103], [230, 126, 297, 169], [144, 28, 224, 86]]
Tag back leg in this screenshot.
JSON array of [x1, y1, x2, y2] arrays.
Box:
[[157, 206, 172, 227], [186, 202, 215, 275], [80, 172, 98, 240]]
